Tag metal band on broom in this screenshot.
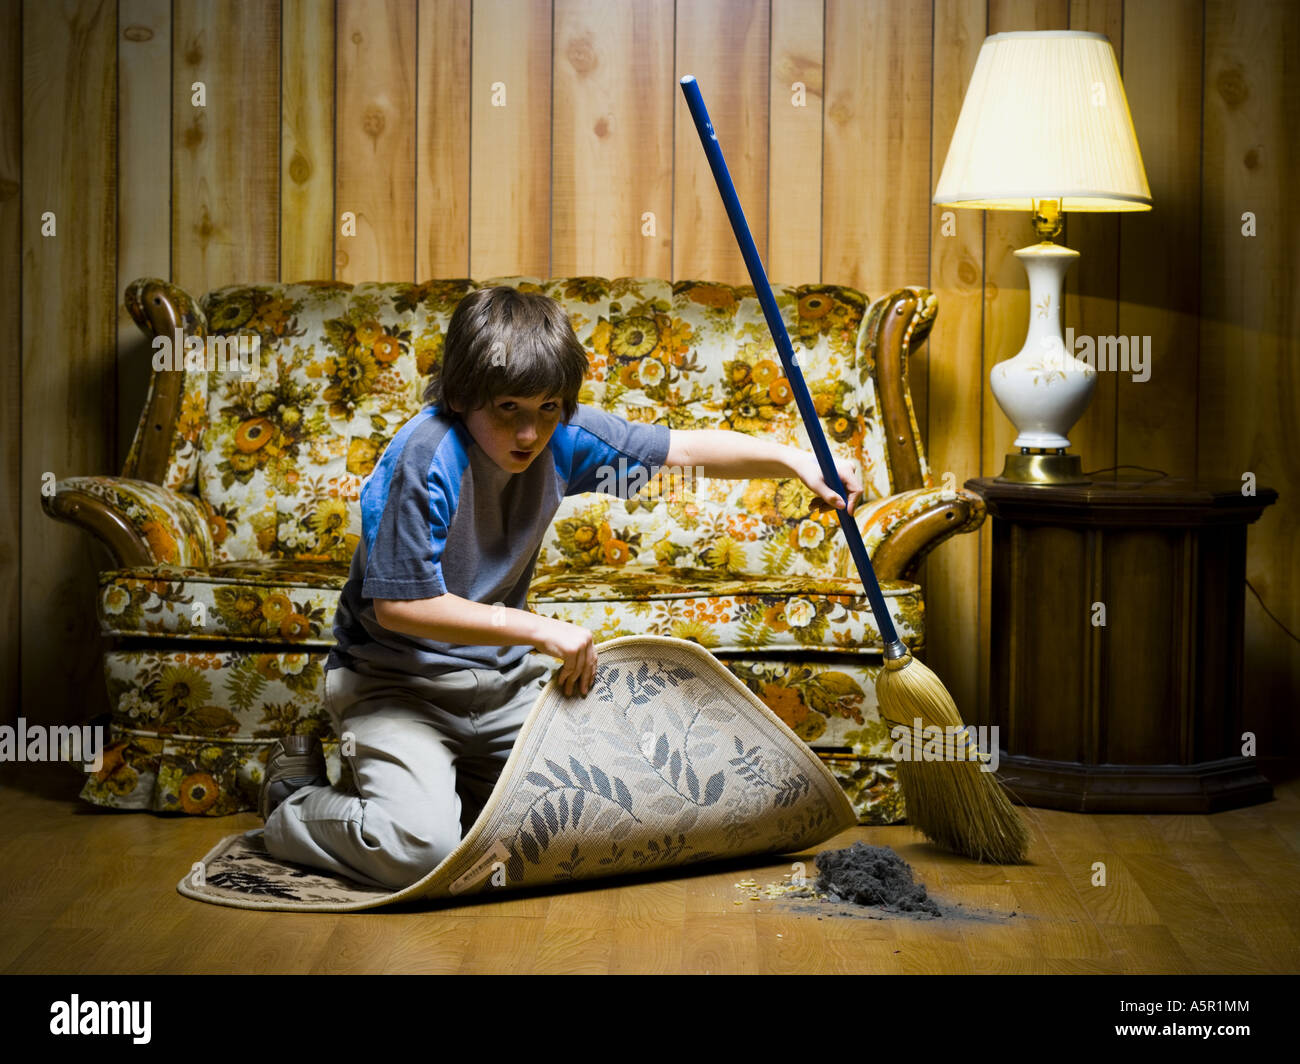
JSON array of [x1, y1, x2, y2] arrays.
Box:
[[679, 75, 1029, 865]]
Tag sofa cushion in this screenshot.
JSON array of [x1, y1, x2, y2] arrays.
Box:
[[534, 469, 857, 576], [528, 567, 921, 654], [99, 561, 344, 645], [194, 280, 468, 564], [98, 560, 921, 656]]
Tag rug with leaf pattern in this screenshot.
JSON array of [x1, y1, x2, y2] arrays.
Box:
[[178, 636, 858, 911]]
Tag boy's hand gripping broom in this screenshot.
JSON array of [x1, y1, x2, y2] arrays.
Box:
[[680, 75, 1029, 864]]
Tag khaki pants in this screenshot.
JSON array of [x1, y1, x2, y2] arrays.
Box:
[[262, 651, 551, 890]]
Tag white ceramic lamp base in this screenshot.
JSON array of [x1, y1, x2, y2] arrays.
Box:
[[990, 241, 1094, 455]]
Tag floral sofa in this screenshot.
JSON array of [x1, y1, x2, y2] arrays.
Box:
[[43, 276, 985, 823]]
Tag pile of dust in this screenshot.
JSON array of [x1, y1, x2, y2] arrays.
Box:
[[733, 843, 1021, 923], [813, 842, 941, 917]]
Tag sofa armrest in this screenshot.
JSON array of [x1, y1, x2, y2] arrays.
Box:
[[860, 287, 938, 494], [848, 485, 985, 582], [41, 476, 214, 569], [121, 278, 208, 486]]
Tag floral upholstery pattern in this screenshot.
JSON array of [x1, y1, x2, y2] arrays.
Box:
[[98, 562, 343, 644], [165, 277, 907, 566], [54, 477, 214, 567], [724, 655, 889, 749], [96, 560, 922, 654], [46, 275, 982, 825], [527, 571, 922, 653], [87, 646, 342, 817]]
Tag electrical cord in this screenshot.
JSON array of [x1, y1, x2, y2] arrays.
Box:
[[1246, 580, 1300, 647], [1082, 464, 1170, 482]]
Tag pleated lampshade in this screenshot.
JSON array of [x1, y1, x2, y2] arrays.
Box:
[[933, 30, 1152, 212]]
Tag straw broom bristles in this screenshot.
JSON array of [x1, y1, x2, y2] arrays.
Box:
[[876, 652, 1031, 865]]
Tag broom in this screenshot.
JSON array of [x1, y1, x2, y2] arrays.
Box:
[[679, 75, 1029, 865]]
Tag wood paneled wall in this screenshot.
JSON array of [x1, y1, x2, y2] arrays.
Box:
[[6, 0, 1297, 773]]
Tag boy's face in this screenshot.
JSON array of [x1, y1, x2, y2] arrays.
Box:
[[456, 393, 565, 473]]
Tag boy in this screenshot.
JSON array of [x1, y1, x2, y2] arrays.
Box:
[[260, 285, 862, 890]]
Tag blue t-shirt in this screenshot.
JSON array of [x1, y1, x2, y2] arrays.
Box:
[[327, 403, 672, 676]]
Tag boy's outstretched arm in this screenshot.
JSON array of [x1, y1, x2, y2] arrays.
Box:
[[665, 429, 863, 515], [374, 595, 596, 698]]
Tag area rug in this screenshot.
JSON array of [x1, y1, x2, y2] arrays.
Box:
[[178, 635, 858, 911]]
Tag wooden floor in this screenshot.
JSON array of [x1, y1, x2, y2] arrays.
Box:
[[2, 764, 1298, 975]]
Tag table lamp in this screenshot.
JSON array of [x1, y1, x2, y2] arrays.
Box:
[[933, 30, 1151, 484]]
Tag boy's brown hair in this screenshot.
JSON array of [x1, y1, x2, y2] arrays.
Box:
[[423, 286, 589, 421]]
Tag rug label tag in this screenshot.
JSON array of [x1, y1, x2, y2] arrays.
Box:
[[449, 841, 513, 895]]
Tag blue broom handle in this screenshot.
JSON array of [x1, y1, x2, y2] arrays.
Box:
[[679, 74, 901, 650]]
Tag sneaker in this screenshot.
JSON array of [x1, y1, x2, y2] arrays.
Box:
[[259, 734, 328, 821]]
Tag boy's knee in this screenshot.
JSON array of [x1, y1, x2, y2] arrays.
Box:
[[364, 805, 461, 889]]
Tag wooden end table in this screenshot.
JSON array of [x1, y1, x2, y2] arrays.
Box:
[[966, 474, 1278, 813]]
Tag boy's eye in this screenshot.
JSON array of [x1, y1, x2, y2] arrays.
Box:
[[498, 400, 560, 413]]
